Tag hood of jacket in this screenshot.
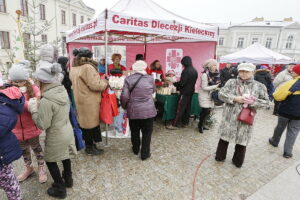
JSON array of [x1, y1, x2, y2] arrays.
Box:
[[73, 56, 98, 70], [42, 83, 69, 105], [255, 69, 270, 74], [40, 44, 58, 63], [0, 86, 24, 114], [181, 56, 193, 68]]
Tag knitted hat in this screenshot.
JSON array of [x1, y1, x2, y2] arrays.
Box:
[[33, 63, 62, 83], [293, 64, 300, 75], [9, 63, 30, 81], [132, 60, 147, 73], [260, 65, 268, 70], [0, 71, 3, 86], [238, 63, 256, 72]]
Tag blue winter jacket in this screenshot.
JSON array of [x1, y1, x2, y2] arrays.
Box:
[[0, 87, 24, 168]]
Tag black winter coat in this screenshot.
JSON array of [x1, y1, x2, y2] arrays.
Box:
[[220, 66, 238, 86], [174, 56, 198, 96], [254, 70, 272, 88]]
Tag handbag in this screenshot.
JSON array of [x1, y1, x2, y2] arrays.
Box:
[[124, 74, 144, 109], [210, 90, 223, 106], [236, 80, 256, 125], [237, 106, 256, 125]]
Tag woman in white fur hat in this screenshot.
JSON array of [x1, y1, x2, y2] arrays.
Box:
[[120, 60, 157, 161], [215, 63, 269, 168]]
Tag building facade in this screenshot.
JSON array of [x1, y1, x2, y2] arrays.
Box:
[[0, 0, 95, 75], [216, 17, 300, 62]]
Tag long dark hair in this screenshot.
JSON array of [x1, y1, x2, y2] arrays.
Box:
[[150, 60, 161, 70]]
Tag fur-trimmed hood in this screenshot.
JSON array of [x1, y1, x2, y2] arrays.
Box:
[[73, 56, 98, 70]]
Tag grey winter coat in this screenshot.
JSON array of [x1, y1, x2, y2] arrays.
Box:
[[273, 69, 293, 88], [218, 78, 270, 146], [31, 83, 77, 162], [121, 73, 157, 119]]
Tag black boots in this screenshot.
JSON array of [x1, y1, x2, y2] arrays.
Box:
[[47, 183, 66, 199], [85, 145, 103, 155], [62, 171, 73, 188]]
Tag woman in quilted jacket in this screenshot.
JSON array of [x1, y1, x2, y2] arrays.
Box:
[[9, 62, 47, 184]]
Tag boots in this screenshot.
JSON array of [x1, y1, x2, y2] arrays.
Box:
[[17, 165, 34, 182], [62, 171, 73, 188], [47, 183, 66, 199], [85, 145, 103, 155], [38, 164, 48, 183]]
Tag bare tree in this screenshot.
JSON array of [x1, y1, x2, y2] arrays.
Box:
[[21, 0, 54, 71]]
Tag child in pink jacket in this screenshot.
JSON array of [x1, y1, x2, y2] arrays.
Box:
[[9, 62, 48, 183]]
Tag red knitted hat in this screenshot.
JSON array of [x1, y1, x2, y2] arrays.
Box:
[[293, 64, 300, 75]]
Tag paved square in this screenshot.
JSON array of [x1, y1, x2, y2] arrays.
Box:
[[1, 108, 299, 200]]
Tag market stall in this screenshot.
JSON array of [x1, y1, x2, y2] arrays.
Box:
[[66, 0, 218, 139], [156, 93, 201, 121]]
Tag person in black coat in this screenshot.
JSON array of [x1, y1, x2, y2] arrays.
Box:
[[58, 56, 72, 99], [220, 63, 238, 87], [168, 56, 198, 129], [254, 65, 274, 99]]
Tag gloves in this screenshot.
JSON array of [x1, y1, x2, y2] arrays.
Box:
[[28, 97, 39, 113]]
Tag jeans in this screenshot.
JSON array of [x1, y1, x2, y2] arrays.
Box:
[[271, 116, 300, 154]]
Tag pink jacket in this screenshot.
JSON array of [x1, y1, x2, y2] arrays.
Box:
[[12, 85, 42, 141]]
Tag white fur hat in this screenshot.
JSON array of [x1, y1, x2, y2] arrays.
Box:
[[132, 60, 147, 72], [238, 63, 256, 72]]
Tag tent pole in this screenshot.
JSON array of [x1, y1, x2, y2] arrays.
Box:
[[144, 35, 147, 60], [104, 9, 109, 146]]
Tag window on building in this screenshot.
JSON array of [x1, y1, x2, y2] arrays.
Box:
[[0, 0, 6, 13], [61, 10, 66, 25], [286, 35, 293, 49], [23, 33, 30, 49], [41, 34, 47, 44], [252, 38, 258, 44], [72, 13, 76, 26], [0, 31, 10, 49], [87, 18, 91, 21], [237, 37, 244, 48], [81, 16, 84, 24], [40, 4, 46, 20], [20, 0, 28, 16], [265, 37, 272, 48], [218, 37, 224, 46]]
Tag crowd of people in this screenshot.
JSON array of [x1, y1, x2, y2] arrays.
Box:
[[0, 43, 300, 199]]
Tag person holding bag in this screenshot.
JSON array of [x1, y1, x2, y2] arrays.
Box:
[[215, 63, 269, 168], [120, 60, 157, 161], [198, 59, 220, 133]]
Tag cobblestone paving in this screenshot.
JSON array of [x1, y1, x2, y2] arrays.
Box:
[[1, 107, 300, 200]]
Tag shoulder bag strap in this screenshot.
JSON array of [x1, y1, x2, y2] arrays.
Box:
[[125, 74, 144, 108]]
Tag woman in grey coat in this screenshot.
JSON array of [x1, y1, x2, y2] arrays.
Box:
[[121, 60, 157, 161], [215, 63, 269, 168]]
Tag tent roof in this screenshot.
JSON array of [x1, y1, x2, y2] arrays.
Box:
[[67, 0, 218, 43], [220, 43, 293, 64]]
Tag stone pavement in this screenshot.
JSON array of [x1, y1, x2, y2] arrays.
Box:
[[1, 107, 300, 200]]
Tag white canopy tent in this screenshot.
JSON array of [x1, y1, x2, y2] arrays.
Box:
[[220, 43, 293, 64], [67, 0, 218, 44]]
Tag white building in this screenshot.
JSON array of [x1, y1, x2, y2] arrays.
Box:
[[216, 17, 300, 62], [0, 0, 95, 75]]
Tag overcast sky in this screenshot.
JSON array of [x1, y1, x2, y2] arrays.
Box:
[[82, 0, 300, 24]]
